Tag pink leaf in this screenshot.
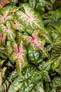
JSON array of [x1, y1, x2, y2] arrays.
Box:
[[23, 36, 32, 42], [0, 0, 9, 7], [23, 30, 48, 57], [32, 30, 38, 39], [13, 43, 18, 53], [18, 40, 23, 53], [0, 32, 5, 44]]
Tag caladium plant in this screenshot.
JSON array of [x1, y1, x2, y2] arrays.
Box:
[[11, 18, 25, 32], [0, 21, 16, 41], [0, 7, 14, 23], [0, 59, 7, 88], [22, 30, 48, 57], [39, 30, 52, 43], [5, 41, 13, 56], [9, 40, 28, 75], [2, 5, 19, 15], [0, 0, 9, 7], [16, 3, 46, 31], [0, 32, 6, 45], [0, 2, 61, 92]]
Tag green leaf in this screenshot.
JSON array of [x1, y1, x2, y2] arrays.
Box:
[[42, 70, 50, 82], [50, 0, 56, 4], [51, 56, 61, 70], [0, 70, 18, 92], [9, 0, 18, 5], [8, 65, 42, 92], [2, 5, 18, 15], [8, 77, 23, 92], [6, 41, 13, 56], [19, 0, 27, 2], [0, 59, 5, 67], [29, 0, 36, 8], [0, 67, 7, 88], [0, 46, 7, 59], [45, 83, 50, 92], [39, 30, 52, 43], [38, 59, 53, 71], [51, 89, 56, 92], [28, 47, 40, 64], [51, 77, 61, 88], [30, 81, 44, 92]]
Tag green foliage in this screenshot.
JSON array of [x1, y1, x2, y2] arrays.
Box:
[[28, 48, 41, 64], [0, 1, 61, 92], [9, 0, 18, 5], [29, 0, 56, 13], [8, 65, 42, 92], [0, 70, 18, 92], [0, 59, 7, 88], [51, 77, 61, 88], [0, 46, 7, 59]]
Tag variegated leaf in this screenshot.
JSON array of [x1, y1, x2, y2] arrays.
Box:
[[39, 30, 52, 43], [22, 30, 48, 57], [9, 41, 28, 74], [0, 21, 16, 41], [0, 0, 9, 7], [0, 7, 14, 23], [0, 32, 6, 45], [26, 29, 34, 35], [16, 3, 46, 31], [11, 18, 25, 32], [2, 5, 18, 15], [6, 41, 13, 56], [0, 67, 7, 88], [16, 32, 24, 45]]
